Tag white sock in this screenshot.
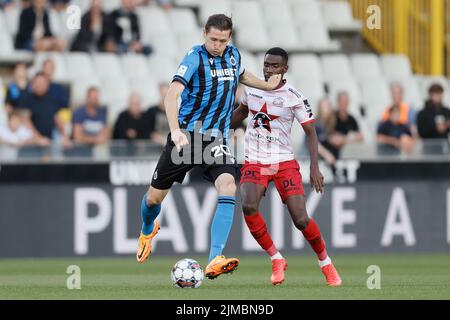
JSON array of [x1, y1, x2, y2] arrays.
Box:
[[318, 256, 331, 268], [270, 252, 283, 261]]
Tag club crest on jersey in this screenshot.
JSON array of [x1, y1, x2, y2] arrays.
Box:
[[230, 55, 236, 66], [273, 97, 285, 108], [250, 102, 279, 132]]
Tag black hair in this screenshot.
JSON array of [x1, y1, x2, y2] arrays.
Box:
[[265, 47, 289, 64], [205, 14, 233, 34], [429, 83, 444, 94]]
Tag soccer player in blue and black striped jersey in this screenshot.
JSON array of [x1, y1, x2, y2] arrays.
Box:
[[137, 14, 281, 279]]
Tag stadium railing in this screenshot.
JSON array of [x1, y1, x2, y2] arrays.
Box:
[[0, 139, 449, 164]]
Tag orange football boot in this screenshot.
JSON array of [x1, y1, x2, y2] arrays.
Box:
[[321, 262, 342, 287], [271, 259, 288, 285], [136, 220, 160, 264], [205, 255, 240, 279]]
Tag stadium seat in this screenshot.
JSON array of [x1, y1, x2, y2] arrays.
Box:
[[291, 0, 324, 25], [65, 52, 96, 80], [174, 0, 204, 7], [147, 55, 177, 84], [320, 54, 353, 82], [320, 0, 362, 32], [199, 0, 232, 24], [3, 5, 19, 36], [267, 23, 302, 51], [149, 32, 180, 59], [232, 1, 265, 28], [289, 54, 323, 82], [327, 77, 362, 116], [262, 0, 294, 25], [0, 10, 7, 33], [0, 31, 15, 56], [32, 52, 69, 82], [128, 76, 160, 108], [92, 53, 124, 80], [234, 25, 270, 52], [354, 114, 375, 143], [70, 76, 101, 108], [351, 53, 383, 80], [380, 54, 413, 79], [239, 51, 260, 78], [297, 22, 341, 51], [121, 54, 151, 80], [176, 31, 204, 55], [360, 77, 391, 128], [99, 77, 131, 126], [168, 8, 199, 35], [294, 77, 325, 112], [138, 7, 172, 44]]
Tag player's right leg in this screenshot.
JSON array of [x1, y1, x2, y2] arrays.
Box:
[[240, 164, 287, 285], [137, 133, 192, 263], [137, 186, 168, 263]]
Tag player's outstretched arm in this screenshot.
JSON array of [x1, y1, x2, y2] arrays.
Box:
[[239, 70, 281, 91], [230, 103, 249, 129], [165, 81, 189, 151], [302, 122, 324, 193]]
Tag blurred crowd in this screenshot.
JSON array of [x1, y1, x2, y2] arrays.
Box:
[[3, 0, 173, 54], [0, 0, 449, 163], [0, 60, 171, 148], [315, 81, 450, 166]]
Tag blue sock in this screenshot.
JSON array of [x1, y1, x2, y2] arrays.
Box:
[[208, 196, 236, 263], [141, 194, 161, 236]]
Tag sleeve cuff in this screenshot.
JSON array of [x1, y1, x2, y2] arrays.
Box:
[[172, 75, 188, 87]]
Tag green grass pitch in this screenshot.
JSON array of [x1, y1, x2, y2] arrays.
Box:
[[0, 253, 449, 300]]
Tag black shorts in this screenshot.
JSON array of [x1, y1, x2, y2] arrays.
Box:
[[150, 131, 238, 190]]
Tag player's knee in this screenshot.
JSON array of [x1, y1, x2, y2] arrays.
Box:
[[293, 214, 310, 230], [146, 190, 163, 206], [242, 201, 258, 215], [216, 177, 236, 196]]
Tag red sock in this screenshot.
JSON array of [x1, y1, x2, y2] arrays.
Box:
[[244, 212, 278, 256], [301, 218, 328, 261]]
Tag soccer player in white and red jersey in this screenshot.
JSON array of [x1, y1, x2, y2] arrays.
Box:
[[232, 47, 342, 286]]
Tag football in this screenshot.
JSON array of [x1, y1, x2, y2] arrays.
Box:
[[171, 258, 204, 289]]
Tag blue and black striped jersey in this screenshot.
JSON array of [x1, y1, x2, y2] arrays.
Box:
[[172, 44, 245, 138]]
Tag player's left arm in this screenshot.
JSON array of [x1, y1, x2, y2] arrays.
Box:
[[239, 70, 281, 91], [302, 122, 324, 193]]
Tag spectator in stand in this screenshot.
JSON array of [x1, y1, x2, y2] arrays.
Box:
[[314, 97, 338, 166], [15, 0, 66, 52], [417, 83, 450, 139], [105, 0, 152, 55], [18, 72, 70, 145], [380, 82, 417, 137], [71, 0, 111, 53], [113, 92, 150, 140], [146, 83, 170, 145], [0, 110, 48, 147], [72, 87, 109, 145], [5, 63, 30, 114], [377, 106, 414, 154], [40, 58, 70, 109], [328, 91, 363, 157]]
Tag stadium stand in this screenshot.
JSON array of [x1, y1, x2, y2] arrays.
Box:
[[0, 0, 449, 162]]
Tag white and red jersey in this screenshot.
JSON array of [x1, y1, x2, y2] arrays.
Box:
[[241, 81, 315, 164]]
